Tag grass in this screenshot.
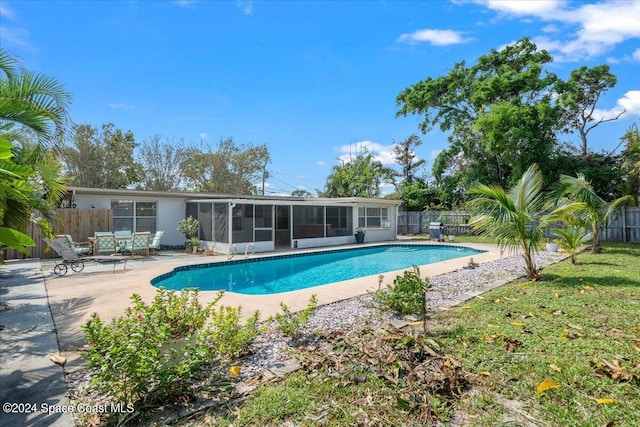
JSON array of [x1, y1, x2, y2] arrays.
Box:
[[201, 242, 640, 427], [432, 242, 640, 426]]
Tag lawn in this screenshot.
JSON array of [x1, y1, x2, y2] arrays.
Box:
[[203, 243, 640, 426]]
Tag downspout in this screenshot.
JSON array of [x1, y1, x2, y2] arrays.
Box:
[[229, 202, 236, 247]]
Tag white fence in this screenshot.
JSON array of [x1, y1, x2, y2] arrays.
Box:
[[397, 207, 640, 242]]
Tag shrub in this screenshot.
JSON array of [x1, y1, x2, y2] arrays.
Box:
[[275, 294, 318, 340], [372, 266, 431, 319], [177, 216, 199, 240], [207, 305, 262, 359], [81, 288, 259, 408]]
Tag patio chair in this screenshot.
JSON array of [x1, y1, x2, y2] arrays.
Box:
[[123, 231, 151, 257], [148, 230, 165, 253], [44, 237, 128, 276], [94, 233, 118, 255], [57, 234, 92, 255]]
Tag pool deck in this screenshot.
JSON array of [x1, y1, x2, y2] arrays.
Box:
[[42, 239, 504, 360]]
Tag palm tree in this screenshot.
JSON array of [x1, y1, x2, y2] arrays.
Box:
[[0, 49, 72, 152], [552, 226, 591, 264], [467, 164, 579, 280], [555, 173, 634, 253], [0, 49, 71, 258]]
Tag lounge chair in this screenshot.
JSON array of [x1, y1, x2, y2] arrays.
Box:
[[44, 237, 128, 276], [57, 234, 92, 255], [148, 230, 165, 253], [123, 231, 151, 257]]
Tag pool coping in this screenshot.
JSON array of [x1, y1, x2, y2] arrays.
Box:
[[151, 242, 488, 293], [42, 240, 505, 363]]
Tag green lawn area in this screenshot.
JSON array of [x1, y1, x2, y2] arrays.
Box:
[[206, 242, 640, 427]]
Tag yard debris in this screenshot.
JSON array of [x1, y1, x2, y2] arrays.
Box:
[[591, 359, 640, 382], [49, 353, 67, 366], [294, 327, 468, 425]]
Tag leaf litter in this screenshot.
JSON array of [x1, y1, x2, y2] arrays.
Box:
[[294, 327, 468, 425]]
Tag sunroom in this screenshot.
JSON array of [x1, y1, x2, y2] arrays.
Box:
[[185, 198, 400, 255]]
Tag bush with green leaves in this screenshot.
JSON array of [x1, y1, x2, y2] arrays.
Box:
[[207, 305, 262, 358], [81, 288, 259, 408], [275, 294, 318, 340], [373, 266, 431, 318], [177, 216, 200, 240]]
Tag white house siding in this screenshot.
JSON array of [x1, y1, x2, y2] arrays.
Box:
[[72, 193, 187, 246], [69, 188, 401, 251]]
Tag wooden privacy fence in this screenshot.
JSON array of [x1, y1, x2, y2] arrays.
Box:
[[3, 208, 112, 260], [601, 207, 640, 242], [398, 207, 640, 242]]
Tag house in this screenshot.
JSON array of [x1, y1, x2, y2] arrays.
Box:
[[67, 187, 402, 254]]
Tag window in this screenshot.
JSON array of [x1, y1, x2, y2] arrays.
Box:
[[112, 200, 157, 233], [326, 207, 348, 229], [232, 205, 244, 231], [254, 205, 273, 242], [358, 206, 389, 229], [254, 205, 273, 228], [326, 206, 353, 236], [293, 205, 325, 239]]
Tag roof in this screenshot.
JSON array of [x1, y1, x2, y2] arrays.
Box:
[[66, 186, 401, 206]]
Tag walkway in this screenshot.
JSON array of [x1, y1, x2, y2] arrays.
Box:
[[0, 259, 74, 427]]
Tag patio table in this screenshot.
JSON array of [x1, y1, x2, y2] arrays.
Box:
[[87, 235, 132, 255]]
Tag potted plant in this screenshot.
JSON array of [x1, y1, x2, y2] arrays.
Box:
[[177, 216, 200, 253], [188, 237, 201, 254], [545, 237, 559, 253], [354, 228, 366, 244]]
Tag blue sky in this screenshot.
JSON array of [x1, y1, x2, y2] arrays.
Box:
[[2, 0, 639, 195]]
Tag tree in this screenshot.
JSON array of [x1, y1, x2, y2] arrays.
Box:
[[180, 138, 270, 195], [392, 134, 426, 184], [386, 179, 443, 211], [555, 173, 634, 254], [548, 144, 625, 200], [137, 135, 186, 191], [467, 164, 578, 280], [60, 123, 143, 189], [322, 150, 396, 198], [557, 65, 622, 158], [552, 226, 591, 264], [0, 49, 71, 154], [621, 123, 640, 205], [0, 49, 70, 258], [396, 37, 562, 193], [291, 189, 313, 197]]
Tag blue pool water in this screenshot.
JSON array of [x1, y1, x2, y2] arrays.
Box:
[[152, 244, 484, 295]]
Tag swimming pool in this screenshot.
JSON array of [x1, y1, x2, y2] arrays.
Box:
[[152, 244, 485, 295]]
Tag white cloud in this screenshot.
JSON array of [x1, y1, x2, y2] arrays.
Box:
[[397, 29, 471, 46], [316, 160, 327, 167], [481, 0, 562, 17], [0, 4, 15, 20], [336, 141, 396, 166], [237, 1, 253, 16], [109, 103, 133, 110], [593, 90, 640, 121], [633, 49, 640, 61], [485, 0, 640, 61], [175, 1, 198, 6], [0, 6, 36, 54], [199, 132, 208, 139], [430, 149, 442, 160]]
